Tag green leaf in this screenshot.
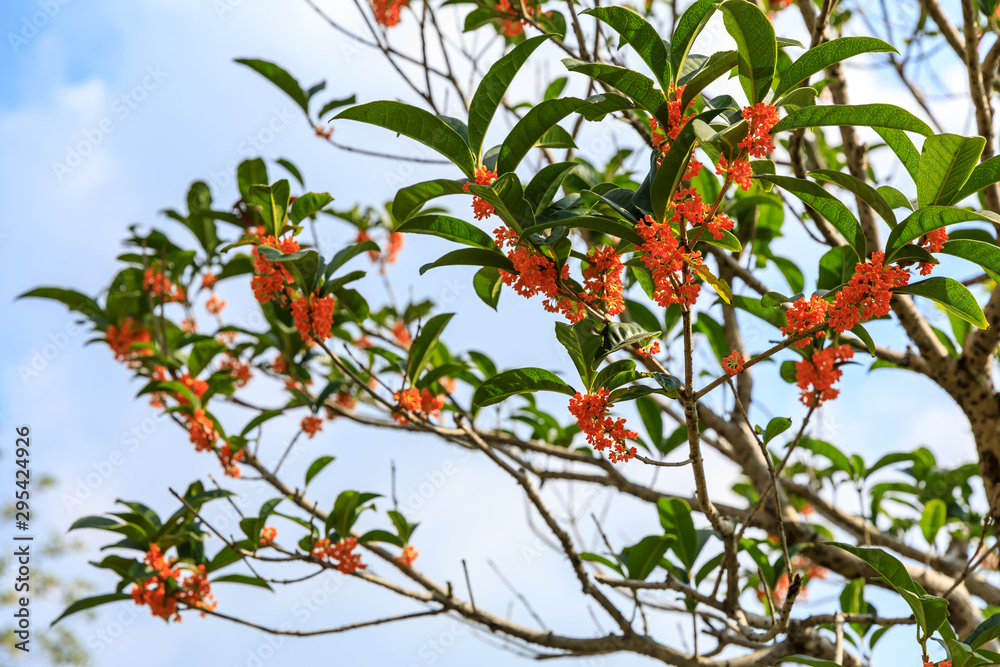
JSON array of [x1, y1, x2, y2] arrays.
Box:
[[851, 323, 877, 356], [940, 239, 1000, 281], [679, 51, 739, 110], [52, 593, 133, 626], [188, 339, 226, 377], [212, 574, 273, 590], [893, 277, 988, 330], [317, 95, 356, 119], [406, 313, 454, 384], [758, 175, 866, 260], [289, 192, 333, 224], [599, 322, 661, 362], [496, 98, 588, 174], [525, 162, 579, 214], [622, 535, 672, 580], [248, 180, 290, 238], [419, 248, 514, 276], [635, 396, 663, 451], [586, 7, 670, 89], [774, 37, 896, 98], [563, 60, 667, 120], [776, 657, 843, 667], [473, 266, 503, 310], [521, 215, 645, 247], [472, 368, 577, 407], [731, 294, 787, 330], [555, 320, 602, 392], [397, 215, 495, 249], [235, 59, 309, 114], [761, 417, 792, 445], [19, 287, 103, 323], [921, 498, 947, 545], [885, 207, 999, 261], [670, 0, 716, 84], [335, 101, 476, 177], [798, 438, 854, 475], [952, 155, 1000, 204], [720, 0, 776, 104], [468, 35, 551, 157], [965, 614, 1000, 651], [772, 104, 933, 138], [917, 134, 986, 208], [810, 169, 897, 227], [305, 456, 336, 487], [830, 542, 949, 635], [468, 173, 535, 232], [875, 128, 922, 184], [877, 184, 914, 211], [392, 179, 468, 223], [658, 498, 698, 570]]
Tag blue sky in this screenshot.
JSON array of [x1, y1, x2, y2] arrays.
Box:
[[0, 1, 989, 666]]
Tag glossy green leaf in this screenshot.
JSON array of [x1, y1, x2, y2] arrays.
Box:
[[522, 215, 644, 247], [397, 215, 495, 249], [335, 101, 476, 177], [720, 0, 776, 104], [940, 239, 1000, 281], [586, 7, 670, 89], [758, 175, 867, 260], [525, 162, 579, 213], [920, 498, 947, 545], [419, 248, 515, 276], [563, 60, 666, 121], [893, 277, 988, 330], [555, 320, 602, 391], [467, 173, 535, 232], [651, 109, 724, 222], [235, 59, 309, 113], [248, 180, 290, 238], [305, 456, 336, 487], [761, 417, 792, 445], [772, 104, 933, 138], [472, 368, 577, 407], [877, 184, 914, 211], [473, 266, 503, 310], [884, 207, 998, 261], [810, 169, 896, 227], [776, 657, 843, 667], [406, 313, 454, 384], [52, 593, 133, 626], [289, 192, 333, 224], [468, 35, 551, 157], [952, 154, 1000, 204], [774, 37, 896, 98], [679, 51, 739, 110], [392, 179, 468, 224], [917, 134, 986, 208], [669, 0, 716, 84], [874, 128, 922, 184], [496, 98, 588, 174], [965, 613, 1000, 651], [212, 574, 273, 590]]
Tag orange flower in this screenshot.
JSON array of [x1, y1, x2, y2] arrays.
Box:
[[143, 266, 182, 301], [106, 317, 152, 363], [580, 246, 625, 316], [396, 545, 419, 567], [385, 231, 404, 265], [327, 537, 366, 574], [182, 317, 197, 333], [568, 389, 638, 464], [781, 295, 829, 348], [828, 252, 909, 333], [130, 545, 216, 622], [419, 389, 445, 419], [205, 294, 226, 315], [722, 350, 744, 375], [219, 441, 244, 477], [738, 103, 779, 158], [392, 320, 412, 348], [201, 273, 218, 289], [493, 225, 586, 322], [462, 165, 498, 220], [219, 355, 252, 387], [637, 215, 701, 308], [357, 229, 380, 261], [795, 344, 854, 407], [271, 356, 287, 374], [371, 0, 409, 27], [918, 228, 949, 275], [177, 373, 208, 406], [251, 235, 299, 304], [716, 154, 753, 191], [290, 292, 336, 343], [301, 415, 323, 438], [259, 526, 277, 546], [187, 409, 217, 452], [392, 387, 422, 424]]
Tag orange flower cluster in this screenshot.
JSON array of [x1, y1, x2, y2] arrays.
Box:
[[201, 272, 218, 289], [494, 225, 586, 322], [187, 409, 217, 452], [371, 0, 409, 27], [635, 338, 662, 359], [205, 294, 226, 315], [918, 228, 948, 275], [722, 350, 744, 375], [396, 545, 419, 567], [106, 317, 152, 364], [781, 295, 829, 348], [463, 165, 498, 220], [392, 320, 412, 347], [495, 0, 538, 36], [312, 537, 366, 574], [392, 387, 445, 424], [219, 355, 252, 387], [301, 415, 323, 438], [795, 344, 854, 407], [827, 251, 910, 333], [716, 154, 753, 191], [739, 103, 779, 158], [259, 526, 277, 547], [290, 292, 336, 343], [357, 230, 381, 261], [251, 235, 299, 304], [924, 662, 953, 667], [218, 441, 244, 477], [177, 372, 208, 406], [637, 215, 702, 308], [580, 246, 625, 315], [650, 84, 696, 150], [385, 231, 404, 265], [568, 389, 638, 464], [130, 545, 216, 622], [143, 267, 185, 302]]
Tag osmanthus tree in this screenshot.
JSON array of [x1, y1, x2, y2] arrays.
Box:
[[25, 0, 1000, 665]]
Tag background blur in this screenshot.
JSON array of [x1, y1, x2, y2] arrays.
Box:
[[0, 1, 983, 665]]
